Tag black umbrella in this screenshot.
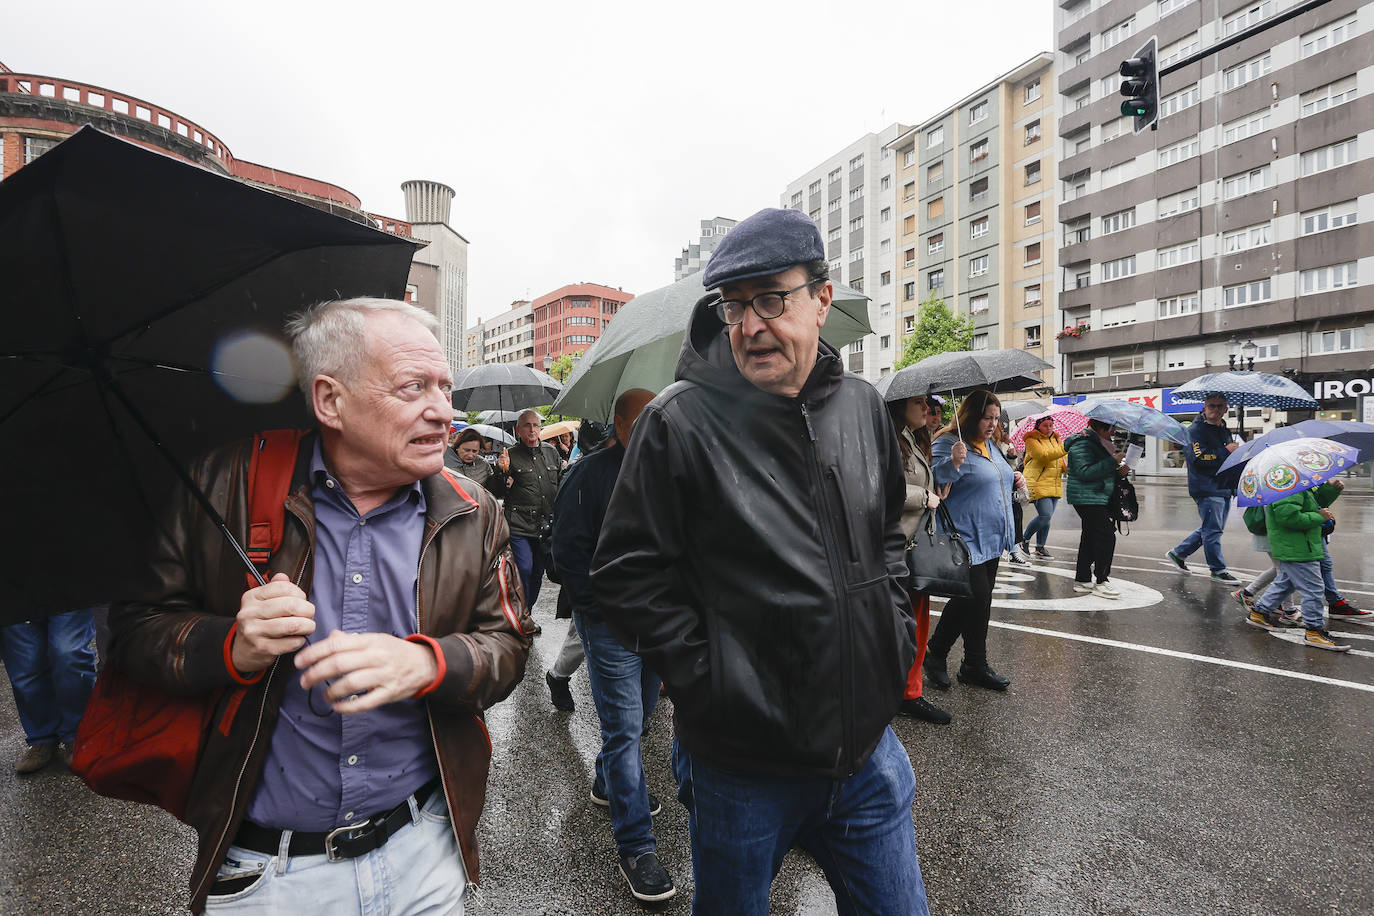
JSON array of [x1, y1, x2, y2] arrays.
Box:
[[876, 349, 1051, 401], [451, 363, 562, 413], [0, 127, 417, 622]]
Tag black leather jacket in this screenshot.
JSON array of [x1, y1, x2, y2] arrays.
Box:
[[592, 297, 913, 779]]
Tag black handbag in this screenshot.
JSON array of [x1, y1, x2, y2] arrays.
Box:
[[905, 503, 973, 599]]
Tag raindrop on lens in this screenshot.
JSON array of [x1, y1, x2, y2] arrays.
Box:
[[211, 331, 296, 403]]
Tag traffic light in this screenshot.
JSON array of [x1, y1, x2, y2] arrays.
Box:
[[1119, 36, 1159, 133]]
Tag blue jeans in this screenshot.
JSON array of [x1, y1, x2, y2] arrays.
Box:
[[1320, 544, 1343, 603], [577, 612, 660, 858], [0, 609, 97, 745], [508, 535, 545, 609], [1257, 560, 1326, 630], [1174, 496, 1231, 573], [673, 728, 928, 916], [1021, 496, 1058, 548]]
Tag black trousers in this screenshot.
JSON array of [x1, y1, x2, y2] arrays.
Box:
[[928, 557, 999, 668], [1011, 499, 1024, 544], [1074, 504, 1116, 584]]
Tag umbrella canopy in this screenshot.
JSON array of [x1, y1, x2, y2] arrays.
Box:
[[540, 419, 580, 440], [1237, 438, 1359, 507], [551, 270, 872, 420], [1220, 419, 1374, 473], [876, 349, 1051, 401], [0, 128, 417, 621], [451, 364, 561, 412], [1000, 399, 1050, 423], [1076, 399, 1190, 445], [475, 409, 524, 425], [1172, 371, 1319, 409], [467, 424, 516, 445], [1008, 405, 1088, 451]]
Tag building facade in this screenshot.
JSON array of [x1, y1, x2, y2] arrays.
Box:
[[531, 283, 633, 367], [403, 180, 470, 372], [674, 216, 738, 280], [780, 123, 909, 382], [479, 301, 535, 367], [1053, 0, 1371, 473]]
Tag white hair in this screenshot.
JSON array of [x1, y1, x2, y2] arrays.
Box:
[[284, 297, 440, 397], [516, 409, 542, 425]]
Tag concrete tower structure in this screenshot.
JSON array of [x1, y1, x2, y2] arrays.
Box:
[[402, 180, 470, 371]]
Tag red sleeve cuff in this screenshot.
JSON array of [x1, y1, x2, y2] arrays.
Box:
[[223, 622, 267, 686], [405, 634, 447, 698]]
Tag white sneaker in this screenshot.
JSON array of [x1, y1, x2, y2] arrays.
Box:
[[1092, 581, 1120, 599], [1073, 581, 1094, 593]]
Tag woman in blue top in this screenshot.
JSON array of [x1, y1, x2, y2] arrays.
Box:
[[925, 389, 1020, 692]]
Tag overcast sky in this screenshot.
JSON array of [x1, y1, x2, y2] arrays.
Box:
[[12, 1, 1053, 322]]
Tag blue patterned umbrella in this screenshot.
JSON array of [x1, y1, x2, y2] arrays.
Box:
[[1236, 438, 1359, 507], [1172, 371, 1319, 409], [1077, 399, 1190, 445], [1220, 419, 1374, 472]]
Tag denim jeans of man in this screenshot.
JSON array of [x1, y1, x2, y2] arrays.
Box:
[[673, 728, 928, 916], [204, 788, 465, 914], [576, 612, 660, 858], [508, 534, 546, 609], [1320, 544, 1344, 603], [1256, 559, 1326, 629], [0, 609, 97, 745], [1021, 496, 1058, 548], [1174, 496, 1231, 573]]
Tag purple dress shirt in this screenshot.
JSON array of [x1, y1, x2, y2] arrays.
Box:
[[245, 441, 439, 831]]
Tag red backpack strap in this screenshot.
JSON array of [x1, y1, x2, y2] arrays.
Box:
[[245, 429, 306, 588]]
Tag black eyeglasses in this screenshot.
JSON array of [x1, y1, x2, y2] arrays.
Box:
[[715, 282, 815, 326]]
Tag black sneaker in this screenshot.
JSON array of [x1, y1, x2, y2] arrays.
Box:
[[1034, 546, 1053, 559], [546, 672, 575, 711], [1210, 570, 1241, 585], [590, 785, 662, 817], [957, 663, 1011, 691], [619, 851, 676, 902], [1165, 550, 1190, 573], [923, 655, 952, 691], [1329, 599, 1372, 618], [898, 696, 952, 725]]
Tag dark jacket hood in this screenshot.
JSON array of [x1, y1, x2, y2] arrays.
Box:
[[676, 293, 845, 404]]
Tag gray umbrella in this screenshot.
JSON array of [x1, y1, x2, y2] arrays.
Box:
[[876, 349, 1051, 401], [466, 423, 516, 445], [551, 270, 872, 420], [451, 364, 562, 412], [475, 409, 523, 425], [1000, 399, 1050, 423]]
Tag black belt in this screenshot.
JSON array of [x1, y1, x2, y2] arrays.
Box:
[[233, 778, 441, 862]]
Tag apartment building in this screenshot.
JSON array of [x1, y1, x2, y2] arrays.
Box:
[[477, 300, 535, 367], [532, 283, 633, 366], [780, 123, 908, 382], [1054, 0, 1371, 473], [675, 216, 738, 280]]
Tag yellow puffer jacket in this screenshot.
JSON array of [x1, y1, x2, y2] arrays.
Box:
[[1022, 430, 1067, 500]]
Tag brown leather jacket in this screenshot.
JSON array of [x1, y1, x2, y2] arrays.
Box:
[[108, 433, 533, 913]]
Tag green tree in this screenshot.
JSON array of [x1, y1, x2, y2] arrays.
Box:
[[539, 349, 586, 419], [894, 296, 974, 370]]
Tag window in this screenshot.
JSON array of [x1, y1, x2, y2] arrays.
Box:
[[1158, 0, 1194, 15], [1224, 2, 1270, 37], [1223, 223, 1271, 253], [880, 271, 892, 287], [928, 233, 944, 254], [1024, 242, 1042, 265], [849, 154, 864, 170], [1101, 208, 1136, 235], [851, 279, 864, 292], [828, 198, 841, 213], [1075, 270, 1091, 289], [1157, 240, 1200, 269], [903, 180, 916, 201], [1102, 17, 1136, 49], [880, 238, 891, 254], [849, 216, 865, 232], [1223, 110, 1272, 144], [904, 215, 916, 234], [970, 294, 990, 313], [827, 226, 841, 242], [1301, 138, 1357, 176], [1102, 115, 1131, 143], [880, 335, 891, 349], [1074, 92, 1091, 110], [809, 208, 820, 222], [928, 270, 944, 291], [1158, 294, 1200, 318], [1223, 165, 1271, 199], [849, 185, 864, 201], [22, 136, 58, 164], [927, 162, 944, 185], [880, 207, 892, 223], [1254, 339, 1279, 360], [972, 334, 989, 351], [1025, 120, 1041, 145], [1159, 138, 1200, 167], [1223, 53, 1271, 91], [1101, 159, 1137, 188], [850, 339, 864, 353], [1025, 201, 1041, 225], [828, 167, 842, 183], [926, 125, 944, 148], [1158, 187, 1200, 217], [903, 281, 916, 301], [968, 100, 988, 124], [1301, 14, 1358, 58], [1024, 161, 1041, 185], [1159, 33, 1199, 67], [849, 248, 864, 262], [808, 179, 822, 195], [1102, 255, 1137, 282], [1109, 354, 1145, 373], [1102, 304, 1138, 328], [1310, 327, 1364, 353], [969, 177, 989, 203], [1300, 262, 1358, 294], [969, 255, 989, 278], [904, 247, 916, 266], [880, 175, 891, 191], [829, 258, 842, 273], [1223, 279, 1272, 308], [1164, 346, 1201, 369], [970, 216, 989, 239], [928, 197, 945, 219], [1024, 285, 1042, 307], [1159, 83, 1200, 117], [970, 139, 989, 163], [790, 191, 803, 207], [1024, 79, 1041, 104], [903, 149, 915, 167], [1301, 77, 1358, 116], [1025, 326, 1042, 348], [1071, 359, 1097, 379], [1067, 217, 1091, 245], [1301, 200, 1358, 235]]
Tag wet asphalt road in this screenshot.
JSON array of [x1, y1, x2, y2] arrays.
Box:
[[1, 481, 1371, 915]]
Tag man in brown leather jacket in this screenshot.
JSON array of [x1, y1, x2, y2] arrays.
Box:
[[109, 298, 532, 914]]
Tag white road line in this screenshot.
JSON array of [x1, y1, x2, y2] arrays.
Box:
[[1088, 549, 1374, 592], [1038, 552, 1374, 597]]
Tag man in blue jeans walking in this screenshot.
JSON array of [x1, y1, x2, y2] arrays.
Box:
[[0, 608, 97, 774], [1167, 394, 1242, 584]]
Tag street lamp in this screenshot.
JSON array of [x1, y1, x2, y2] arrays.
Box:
[[1241, 339, 1257, 370], [1226, 336, 1246, 371]]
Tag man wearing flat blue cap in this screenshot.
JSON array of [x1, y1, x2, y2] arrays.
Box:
[[594, 208, 928, 914]]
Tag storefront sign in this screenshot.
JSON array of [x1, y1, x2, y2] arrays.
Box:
[[1312, 377, 1374, 401]]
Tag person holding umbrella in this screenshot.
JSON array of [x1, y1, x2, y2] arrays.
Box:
[[1165, 395, 1242, 584], [1065, 420, 1130, 598], [1019, 414, 1069, 559], [494, 409, 563, 610]]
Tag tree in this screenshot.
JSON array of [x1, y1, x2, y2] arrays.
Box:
[[539, 349, 586, 419], [894, 295, 973, 370]]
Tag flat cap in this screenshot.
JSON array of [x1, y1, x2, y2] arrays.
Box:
[[701, 208, 824, 290]]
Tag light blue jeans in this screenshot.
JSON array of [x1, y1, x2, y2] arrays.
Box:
[[204, 790, 465, 914], [1174, 496, 1231, 573], [1257, 560, 1326, 630], [1021, 497, 1059, 548]]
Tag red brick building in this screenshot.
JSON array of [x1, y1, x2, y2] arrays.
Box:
[[532, 283, 633, 366]]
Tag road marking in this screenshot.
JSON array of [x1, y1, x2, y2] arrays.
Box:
[[936, 566, 1163, 612], [1088, 549, 1374, 593], [1036, 553, 1374, 598], [1268, 630, 1374, 659]]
